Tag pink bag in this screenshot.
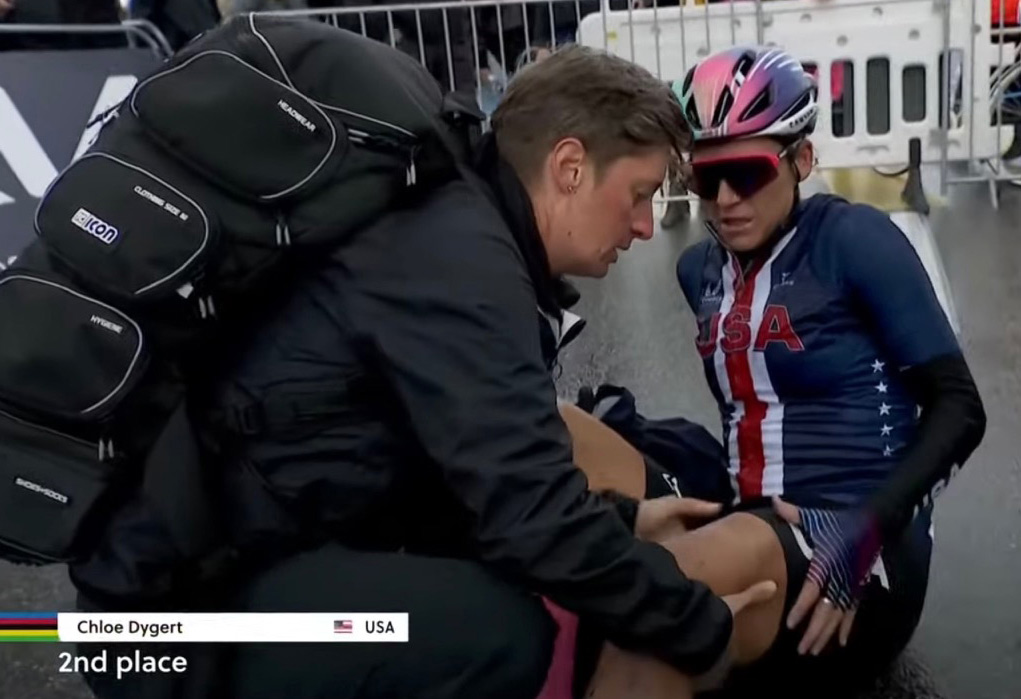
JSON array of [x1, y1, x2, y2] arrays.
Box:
[[535, 599, 581, 699]]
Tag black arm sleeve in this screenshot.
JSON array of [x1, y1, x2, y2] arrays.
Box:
[[827, 205, 987, 541], [867, 352, 986, 540], [344, 191, 732, 675]]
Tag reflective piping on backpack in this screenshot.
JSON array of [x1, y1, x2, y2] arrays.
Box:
[[0, 407, 93, 451], [314, 99, 416, 140], [77, 153, 211, 298], [0, 275, 144, 418], [248, 13, 416, 140], [129, 50, 338, 202], [248, 12, 294, 89]]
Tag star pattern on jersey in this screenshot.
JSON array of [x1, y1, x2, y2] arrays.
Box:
[[872, 359, 893, 456]]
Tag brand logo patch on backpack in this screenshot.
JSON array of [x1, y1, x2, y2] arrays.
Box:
[[90, 314, 124, 335], [277, 99, 317, 133], [71, 208, 119, 245], [14, 477, 69, 505]]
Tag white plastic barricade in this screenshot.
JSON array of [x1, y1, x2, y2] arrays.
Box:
[[577, 0, 1001, 173]]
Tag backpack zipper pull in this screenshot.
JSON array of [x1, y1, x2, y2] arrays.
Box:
[[197, 295, 217, 320], [98, 438, 114, 461], [276, 213, 292, 247], [406, 154, 417, 186]]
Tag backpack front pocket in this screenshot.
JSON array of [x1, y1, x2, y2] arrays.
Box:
[[131, 50, 346, 201], [0, 274, 146, 423], [0, 408, 115, 565], [35, 153, 214, 302]]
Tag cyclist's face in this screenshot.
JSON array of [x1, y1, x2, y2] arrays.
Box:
[[690, 137, 811, 252]]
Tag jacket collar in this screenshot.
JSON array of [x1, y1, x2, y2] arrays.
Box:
[[473, 132, 581, 319]]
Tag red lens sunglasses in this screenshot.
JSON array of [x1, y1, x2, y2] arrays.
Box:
[[686, 142, 800, 200]]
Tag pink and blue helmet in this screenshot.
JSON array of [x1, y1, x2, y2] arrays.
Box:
[[674, 46, 819, 143]]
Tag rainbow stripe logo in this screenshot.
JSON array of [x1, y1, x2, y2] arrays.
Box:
[[0, 612, 59, 642]]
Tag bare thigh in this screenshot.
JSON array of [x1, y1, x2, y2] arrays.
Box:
[[659, 513, 787, 664], [558, 401, 645, 497], [561, 403, 788, 664]]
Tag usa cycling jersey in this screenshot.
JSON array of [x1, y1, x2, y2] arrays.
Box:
[[677, 194, 960, 508]]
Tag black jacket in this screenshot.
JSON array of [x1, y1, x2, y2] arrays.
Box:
[[71, 136, 732, 676], [129, 0, 219, 50]]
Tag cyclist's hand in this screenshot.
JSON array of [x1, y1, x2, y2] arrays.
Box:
[[773, 497, 881, 655]]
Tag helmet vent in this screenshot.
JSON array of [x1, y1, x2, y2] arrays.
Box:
[[778, 89, 813, 122], [739, 82, 773, 122], [732, 52, 756, 82], [711, 86, 735, 128], [681, 68, 695, 97], [685, 97, 702, 130]]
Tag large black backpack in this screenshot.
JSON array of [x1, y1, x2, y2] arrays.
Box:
[[0, 13, 481, 569]]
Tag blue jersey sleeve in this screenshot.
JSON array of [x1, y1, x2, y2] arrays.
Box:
[[676, 240, 710, 313], [829, 205, 960, 369]]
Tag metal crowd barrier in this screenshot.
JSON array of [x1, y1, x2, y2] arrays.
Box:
[[577, 0, 1020, 204], [253, 0, 1020, 206], [0, 19, 173, 59]]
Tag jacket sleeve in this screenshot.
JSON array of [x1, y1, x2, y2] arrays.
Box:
[[830, 205, 986, 539], [342, 192, 733, 675]]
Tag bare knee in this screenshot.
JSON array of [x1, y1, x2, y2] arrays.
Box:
[[659, 512, 788, 665], [662, 513, 784, 588]]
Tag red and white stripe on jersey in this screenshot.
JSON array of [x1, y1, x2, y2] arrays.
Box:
[[712, 230, 796, 501]]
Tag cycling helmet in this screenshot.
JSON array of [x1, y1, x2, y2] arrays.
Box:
[[674, 46, 819, 143]]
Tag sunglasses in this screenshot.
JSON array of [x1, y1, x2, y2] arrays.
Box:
[[686, 142, 799, 201]]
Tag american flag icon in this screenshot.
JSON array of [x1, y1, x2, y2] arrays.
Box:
[[334, 620, 353, 634]]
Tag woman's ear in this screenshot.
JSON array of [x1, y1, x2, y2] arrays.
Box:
[[548, 137, 587, 194], [794, 140, 815, 182]]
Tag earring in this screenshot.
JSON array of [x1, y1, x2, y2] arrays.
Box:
[[568, 185, 577, 194]]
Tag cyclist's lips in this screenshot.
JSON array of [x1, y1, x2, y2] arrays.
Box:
[[719, 216, 754, 234]]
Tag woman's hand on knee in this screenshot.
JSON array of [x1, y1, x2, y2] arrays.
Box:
[[634, 496, 722, 542], [693, 579, 779, 691]]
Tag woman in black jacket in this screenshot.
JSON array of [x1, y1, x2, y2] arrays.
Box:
[[75, 44, 776, 699]]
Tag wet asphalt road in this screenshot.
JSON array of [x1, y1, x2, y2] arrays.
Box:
[[1, 179, 1018, 699]]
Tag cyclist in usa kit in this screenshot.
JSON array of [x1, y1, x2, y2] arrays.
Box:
[[661, 45, 988, 694]]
